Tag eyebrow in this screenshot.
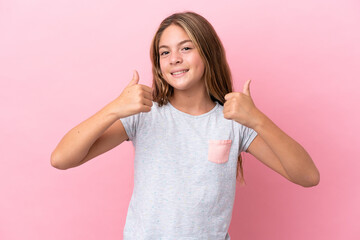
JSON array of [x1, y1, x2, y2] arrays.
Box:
[[159, 39, 193, 49]]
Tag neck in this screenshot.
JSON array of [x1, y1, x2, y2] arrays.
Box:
[[169, 86, 216, 116]]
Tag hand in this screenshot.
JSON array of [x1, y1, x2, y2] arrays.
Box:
[[223, 79, 263, 129], [111, 70, 153, 119]]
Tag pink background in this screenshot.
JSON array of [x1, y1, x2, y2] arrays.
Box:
[[1, 0, 359, 239]]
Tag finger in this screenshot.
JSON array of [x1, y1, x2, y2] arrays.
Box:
[[140, 84, 153, 94], [142, 97, 153, 107], [223, 100, 228, 108], [222, 108, 232, 119], [243, 79, 251, 96], [224, 92, 233, 101], [127, 70, 139, 87], [143, 90, 154, 101]]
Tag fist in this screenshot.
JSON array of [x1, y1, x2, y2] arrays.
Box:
[[223, 79, 260, 129], [111, 70, 153, 118]]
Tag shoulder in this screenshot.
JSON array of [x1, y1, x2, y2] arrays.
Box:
[[138, 101, 164, 122]]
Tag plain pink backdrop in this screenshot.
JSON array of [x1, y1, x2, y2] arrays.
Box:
[[1, 0, 359, 239]]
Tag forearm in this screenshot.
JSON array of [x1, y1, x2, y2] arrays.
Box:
[[253, 111, 320, 186], [51, 102, 119, 169]]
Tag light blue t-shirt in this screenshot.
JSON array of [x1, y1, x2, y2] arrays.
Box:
[[120, 100, 258, 240]]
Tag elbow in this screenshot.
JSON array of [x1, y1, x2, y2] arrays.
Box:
[[50, 152, 68, 170], [299, 169, 320, 188]]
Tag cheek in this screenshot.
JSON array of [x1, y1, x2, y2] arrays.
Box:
[[159, 60, 166, 74], [159, 62, 169, 80], [192, 55, 205, 69], [195, 57, 205, 74]]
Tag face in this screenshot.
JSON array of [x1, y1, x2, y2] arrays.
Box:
[[158, 24, 205, 92]]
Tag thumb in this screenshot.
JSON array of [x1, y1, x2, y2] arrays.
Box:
[[243, 79, 251, 96], [128, 70, 139, 87]]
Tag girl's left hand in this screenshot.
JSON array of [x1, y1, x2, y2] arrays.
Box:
[[223, 80, 263, 129]]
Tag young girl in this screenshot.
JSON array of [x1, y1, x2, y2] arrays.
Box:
[[51, 11, 320, 240]]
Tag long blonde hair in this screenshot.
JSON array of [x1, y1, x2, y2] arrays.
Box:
[[150, 11, 246, 185]]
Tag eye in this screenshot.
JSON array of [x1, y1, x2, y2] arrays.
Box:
[[160, 51, 169, 56], [182, 47, 191, 51]]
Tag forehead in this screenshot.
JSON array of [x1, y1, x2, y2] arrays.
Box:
[[159, 24, 191, 46]]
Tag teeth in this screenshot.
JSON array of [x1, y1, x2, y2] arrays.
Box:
[[172, 70, 188, 75]]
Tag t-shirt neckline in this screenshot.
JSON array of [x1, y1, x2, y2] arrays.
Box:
[[167, 101, 219, 119]]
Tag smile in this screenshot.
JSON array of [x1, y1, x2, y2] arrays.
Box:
[[171, 69, 189, 76]]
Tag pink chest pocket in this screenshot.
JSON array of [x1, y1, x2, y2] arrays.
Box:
[[208, 139, 232, 164]]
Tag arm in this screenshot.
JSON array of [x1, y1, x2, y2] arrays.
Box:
[[246, 116, 320, 187], [50, 70, 153, 169], [224, 80, 320, 187], [50, 102, 123, 170]]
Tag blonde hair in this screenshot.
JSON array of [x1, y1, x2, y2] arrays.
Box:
[[150, 11, 246, 185]]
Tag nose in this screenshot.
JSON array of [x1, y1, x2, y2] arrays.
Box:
[[170, 52, 183, 65]]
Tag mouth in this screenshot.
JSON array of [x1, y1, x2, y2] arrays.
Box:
[[171, 69, 189, 76]]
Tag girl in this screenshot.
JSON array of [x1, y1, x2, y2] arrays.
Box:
[[51, 11, 320, 240]]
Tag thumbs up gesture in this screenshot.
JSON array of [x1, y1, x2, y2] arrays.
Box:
[[110, 70, 153, 119], [223, 80, 262, 129]]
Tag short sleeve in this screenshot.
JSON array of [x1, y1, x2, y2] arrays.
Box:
[[119, 113, 140, 142], [238, 124, 258, 153]]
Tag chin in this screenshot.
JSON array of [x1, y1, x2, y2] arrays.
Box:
[[165, 77, 189, 88]]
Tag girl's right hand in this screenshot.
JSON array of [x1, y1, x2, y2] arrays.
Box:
[[111, 70, 153, 119]]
